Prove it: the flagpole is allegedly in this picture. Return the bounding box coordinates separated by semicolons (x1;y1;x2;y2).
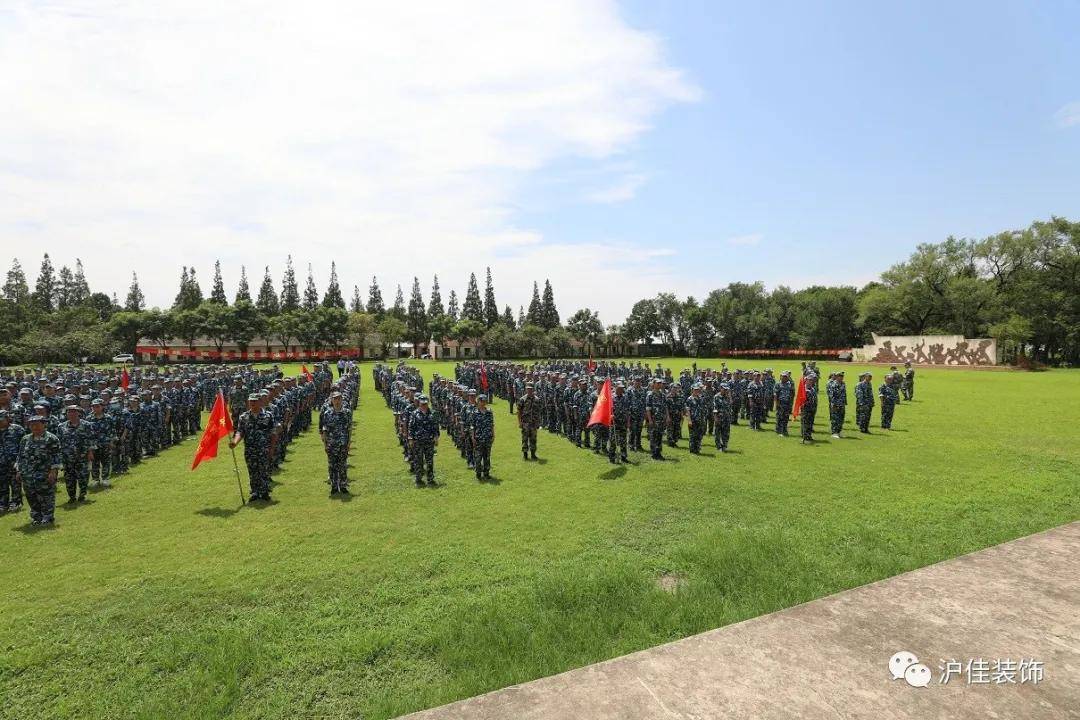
230;445;247;505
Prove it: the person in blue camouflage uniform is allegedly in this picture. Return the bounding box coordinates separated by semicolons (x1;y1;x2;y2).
58;404;96;503
409;394;440;486
730;371;746;425
712;383;733;452
664;385;682;447
901;361;915;401
576;379;593;450
685;383;708;454
122;396;142;466
470;394;495;480
762;369;776;422
561;376;578;446
590;378;609;455
319;391;352;495
645;378;668;460
231;394;274;501
139;390;158;457
854;372;875;433
799;374;818;444
774;370;795;436
826;371;847;438
608;381;631;463
463;389;478;468
16;415;62;525
88;399;115;487
628;377;646;452
746;372;766;430
879;374;899;429
517;383;542;460
0;411;26;511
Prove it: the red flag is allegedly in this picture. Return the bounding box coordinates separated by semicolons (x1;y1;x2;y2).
302;364;313;382
587;377;614;427
587;355;596;373
121;367;130;391
191;391;234;470
792;376;807;419
479;361;489;391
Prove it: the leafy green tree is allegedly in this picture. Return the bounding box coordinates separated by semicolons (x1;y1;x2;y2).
268;312;302;355
142;308;174;352
316;306;349;349
348;311;376;356
567;308;603;355
197;301;233;360
378;316;407;357
229;299;264;354
107;311;146;354
519;323;548;357
171;308;203;350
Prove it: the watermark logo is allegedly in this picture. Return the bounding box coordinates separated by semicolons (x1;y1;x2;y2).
890;651;1044;687
889;651;932;687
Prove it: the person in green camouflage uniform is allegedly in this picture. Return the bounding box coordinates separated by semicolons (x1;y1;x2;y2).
517;383;541;460
58;405;96;503
231;395;274;501
319;391;352;495
88;399;115;488
470;394;495;479
686;384;708;454
854;372;874;433
879;375;899;429
16;415;62;525
712;384;732;452
0;411;26;511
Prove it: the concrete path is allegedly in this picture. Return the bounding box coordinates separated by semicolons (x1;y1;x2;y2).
404;522;1080;720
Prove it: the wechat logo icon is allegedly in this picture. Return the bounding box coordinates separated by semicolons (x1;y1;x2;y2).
889;651;932;688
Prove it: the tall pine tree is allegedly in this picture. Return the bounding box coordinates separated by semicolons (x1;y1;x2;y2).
483;267;499;326
302;265;320;311
406;277;429;350
518;305;526;328
280;255;300;312
187;268;204;306
173;266;190;310
3;259;31;306
209;260;228;304
502;304;516;328
367;276;385;318
71;259;91;305
56;265;74;310
541;279;560;329
447;290;459;321
390;284;406;320
235;266;251;303
526;281;542;326
125;272;145;311
33;253;56;312
256;266;280;315
350;285;364;312
428;274;444;317
462;272;483;322
322;261;345;308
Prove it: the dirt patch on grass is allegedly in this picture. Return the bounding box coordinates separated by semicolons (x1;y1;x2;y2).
656;572;688;593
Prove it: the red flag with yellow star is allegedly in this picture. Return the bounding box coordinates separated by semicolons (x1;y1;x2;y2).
191;390;233;470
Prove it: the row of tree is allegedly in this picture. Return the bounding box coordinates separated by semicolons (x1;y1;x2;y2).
2;217;1077;365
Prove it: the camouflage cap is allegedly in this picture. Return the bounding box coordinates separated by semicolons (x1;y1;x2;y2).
247;393;261;402
477;394;487;402
28;414;46;424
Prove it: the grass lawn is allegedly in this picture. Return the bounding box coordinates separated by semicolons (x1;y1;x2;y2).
1;359;1077;719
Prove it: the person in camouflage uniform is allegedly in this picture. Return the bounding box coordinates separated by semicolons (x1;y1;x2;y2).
16;415;62;525
664;385;682;447
879;374;899;429
88;399;115;487
746;372;766;430
122;396;142;467
827;371;847;438
800;374;818;444
854;372;874;433
608;382;631;463
628;377;646;452
686;383;708;454
762;369;776;423
409;394;440;486
901;361;915;401
319;391;352;495
0;411;26;511
712;383;733;452
58;404;96;503
470;394;495;480
231;395;274;501
517;383;541;461
774;371;795;436
645;378;668;460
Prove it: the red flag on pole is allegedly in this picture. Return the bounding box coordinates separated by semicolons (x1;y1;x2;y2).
191;391;234;470
120;367;130;391
792;376;807;419
479;361;489;391
302;364;313;382
587;354;596;373
587;377;614;427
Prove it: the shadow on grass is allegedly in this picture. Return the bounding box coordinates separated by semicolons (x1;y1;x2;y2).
59;499;94;512
244;498;280;510
12;521;57;534
478;476;502;486
598;465;628;481
535;458;549;465
329;492;355;502
196;506;241;519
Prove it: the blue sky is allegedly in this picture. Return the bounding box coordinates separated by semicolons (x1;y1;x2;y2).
2;1;1078;322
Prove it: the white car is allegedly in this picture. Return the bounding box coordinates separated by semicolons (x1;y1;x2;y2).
112;353;135;364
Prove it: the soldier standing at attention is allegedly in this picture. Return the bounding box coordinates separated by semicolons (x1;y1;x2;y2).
88;399;115;488
800;374;818;444
712;384;733;452
644;378;668;460
685;383;707;454
230;395;274;502
774;371;795;436
901;361;915;401
319;391;351;495
0;411;26;512
826;372;846;438
409;395;439;486
879;375;899;430
746;372;765;430
854;372;874;433
628;377;646;452
16;415;62;525
516;383;541;461
58;404;96;504
608;382;631;464
470;394;495;480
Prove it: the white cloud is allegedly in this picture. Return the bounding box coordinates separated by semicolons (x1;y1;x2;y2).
0;0;698;323
726;233;763;247
1053;101;1080;128
585;173;647;204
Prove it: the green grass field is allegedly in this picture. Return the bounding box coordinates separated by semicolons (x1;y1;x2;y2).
1;359;1077;719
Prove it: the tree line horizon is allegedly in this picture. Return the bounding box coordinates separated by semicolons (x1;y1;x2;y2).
1;216;1077;365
